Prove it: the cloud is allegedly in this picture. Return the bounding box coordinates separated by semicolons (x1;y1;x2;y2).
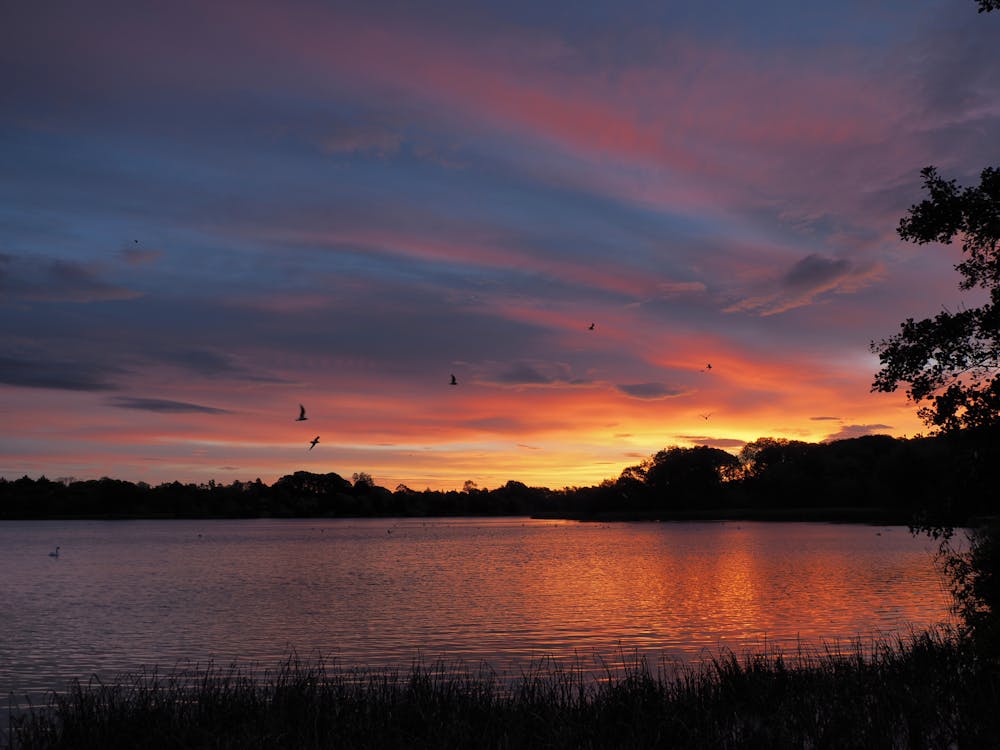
810;416;841;421
782;254;851;288
321;124;404;157
121;247;162;265
459;416;525;433
0;254;141;303
108;397;231;414
911;10;1000;126
823;424;893;441
723;254;885;316
615;382;687;400
155;349;289;383
0;355;119;391
488;361;589;387
657;281;707;296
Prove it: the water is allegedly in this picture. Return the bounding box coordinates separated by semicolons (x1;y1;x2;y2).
1;518;951;704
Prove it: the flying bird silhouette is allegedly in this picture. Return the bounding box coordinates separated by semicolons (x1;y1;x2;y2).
588;323;595;330
700;413;712;420
450;374;458;386
309;436;320;450
296;404;308;421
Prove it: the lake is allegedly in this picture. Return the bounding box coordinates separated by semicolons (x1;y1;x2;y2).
1;517;952;705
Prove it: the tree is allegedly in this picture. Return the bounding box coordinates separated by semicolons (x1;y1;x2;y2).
643;445;740;507
352;471;375;489
275;471;352;497
871;166;1000;432
874;166;1000;647
738;437;815;479
942;524;1000;650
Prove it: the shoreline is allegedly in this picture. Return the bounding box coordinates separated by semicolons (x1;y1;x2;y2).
534;506;918;525
1;507;916;524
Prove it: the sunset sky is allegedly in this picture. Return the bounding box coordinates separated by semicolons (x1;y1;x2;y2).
2;1;998;491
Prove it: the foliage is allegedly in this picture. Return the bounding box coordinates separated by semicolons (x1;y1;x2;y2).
873;166;1000;638
870;2;1000;651
871;166;1000;431
352;471;375;489
738;437;819;483
939;525;1000;653
633;445;740;507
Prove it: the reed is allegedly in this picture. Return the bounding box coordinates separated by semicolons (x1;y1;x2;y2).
7;631;998;749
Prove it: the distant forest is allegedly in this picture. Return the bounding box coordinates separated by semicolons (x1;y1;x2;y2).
2;430;996;525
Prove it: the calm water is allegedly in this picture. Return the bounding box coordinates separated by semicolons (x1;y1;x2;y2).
1;518;952;702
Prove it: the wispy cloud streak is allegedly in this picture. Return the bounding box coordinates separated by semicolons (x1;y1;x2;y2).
0;0;994;488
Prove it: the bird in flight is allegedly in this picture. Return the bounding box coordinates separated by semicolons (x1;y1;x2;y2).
309;436;320;450
700;413;712;420
588;323;595;331
450;374;458;386
701;363;713;372
296;404;308;421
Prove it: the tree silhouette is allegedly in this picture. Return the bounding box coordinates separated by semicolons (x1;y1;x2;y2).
871;166;1000;431
352;471;375;489
643;446;740;508
871;1;1000;647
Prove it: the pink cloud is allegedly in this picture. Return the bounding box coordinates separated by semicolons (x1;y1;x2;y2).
257;225;657;300
216;3;910;195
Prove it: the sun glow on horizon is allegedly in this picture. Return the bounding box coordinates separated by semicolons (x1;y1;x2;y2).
1;0;987;492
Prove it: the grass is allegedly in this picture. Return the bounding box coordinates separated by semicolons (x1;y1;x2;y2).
6;631;998;749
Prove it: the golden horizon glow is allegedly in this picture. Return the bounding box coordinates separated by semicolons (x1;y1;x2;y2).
1;0;983;492
1;373;926;491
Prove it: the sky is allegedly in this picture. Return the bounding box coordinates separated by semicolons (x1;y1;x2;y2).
2;1;998;491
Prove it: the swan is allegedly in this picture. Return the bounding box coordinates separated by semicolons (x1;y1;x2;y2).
48;546;60;557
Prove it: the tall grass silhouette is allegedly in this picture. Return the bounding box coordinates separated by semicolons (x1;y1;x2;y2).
7;631;998;749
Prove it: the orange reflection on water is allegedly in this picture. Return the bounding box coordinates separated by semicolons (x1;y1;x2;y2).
1;517;954;700
522;521;950;659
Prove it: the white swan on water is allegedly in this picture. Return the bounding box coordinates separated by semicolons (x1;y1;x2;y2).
48;546;60;557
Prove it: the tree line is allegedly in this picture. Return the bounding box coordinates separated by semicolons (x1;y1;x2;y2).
2;428;994;524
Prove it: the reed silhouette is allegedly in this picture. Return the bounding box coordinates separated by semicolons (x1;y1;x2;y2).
8;633;995;750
